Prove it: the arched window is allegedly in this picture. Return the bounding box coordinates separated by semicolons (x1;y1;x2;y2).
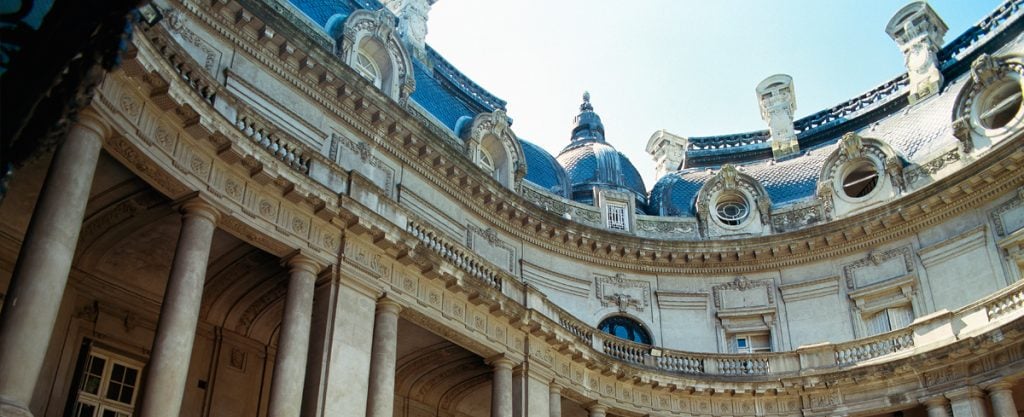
354;50;382;88
598;316;651;345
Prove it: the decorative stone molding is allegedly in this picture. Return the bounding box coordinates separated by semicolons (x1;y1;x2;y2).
466;223;517;273
712;276;774;310
989;180;1024;237
842;246;914;290
335;9;415;103
595;273;651;313
779;275;839;303
655;291;709;311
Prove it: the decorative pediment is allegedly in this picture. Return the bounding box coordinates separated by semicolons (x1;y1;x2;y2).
712;276;775;310
842;246;914;289
595;273;651;313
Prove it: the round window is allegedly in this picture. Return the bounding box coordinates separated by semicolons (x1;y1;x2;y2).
841;161;879;199
977;80;1023;130
715;193;749;226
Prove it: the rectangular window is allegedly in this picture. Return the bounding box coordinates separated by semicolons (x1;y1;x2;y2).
731;333;771;353
866;306;914;336
72;348;142;417
607;203;628;231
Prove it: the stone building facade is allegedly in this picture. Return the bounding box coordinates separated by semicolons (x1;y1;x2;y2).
0;1;1023;417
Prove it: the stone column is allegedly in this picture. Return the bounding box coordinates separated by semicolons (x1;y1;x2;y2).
922;396;950;417
549;384;562;417
588;403;607;417
947;386;989;417
267;254;321;417
490;357;515;417
987;381;1018;417
138;200;220;417
365;298;402;417
0;114;107;417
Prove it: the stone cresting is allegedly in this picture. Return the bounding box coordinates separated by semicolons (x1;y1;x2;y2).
686;0;1023;155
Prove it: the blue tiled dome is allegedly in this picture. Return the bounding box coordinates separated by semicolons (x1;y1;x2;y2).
520;138;571;197
649;169;714;216
555;93;647;210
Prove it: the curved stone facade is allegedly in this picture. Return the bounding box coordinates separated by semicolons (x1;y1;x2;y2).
0;1;1022;417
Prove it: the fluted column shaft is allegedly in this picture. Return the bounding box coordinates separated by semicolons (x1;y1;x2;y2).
138;200;219;417
0;116;106;417
267;255;320;417
549;384;562;417
365;298;402;417
988;382;1018;417
490;358;515;417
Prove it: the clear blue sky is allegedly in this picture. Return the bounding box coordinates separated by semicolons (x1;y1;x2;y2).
425;1;1003;189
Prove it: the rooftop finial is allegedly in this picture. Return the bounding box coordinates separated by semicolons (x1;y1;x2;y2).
580;91;593;112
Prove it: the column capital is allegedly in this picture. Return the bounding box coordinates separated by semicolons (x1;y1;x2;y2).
283;251;323;275
921;395;949;407
376;296;403;315
550;382;563;395
486;355;517;370
175;194;220;224
945;385;986;400
984;380;1016;392
586;403;608;414
74;108;113;140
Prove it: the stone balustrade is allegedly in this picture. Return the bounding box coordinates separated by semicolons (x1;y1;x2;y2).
234;112;311;174
535;279;1024;378
833;328;915;366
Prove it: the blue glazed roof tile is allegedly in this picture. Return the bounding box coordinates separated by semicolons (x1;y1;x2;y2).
649;169;715;216
410;61;477;130
520;138;570;197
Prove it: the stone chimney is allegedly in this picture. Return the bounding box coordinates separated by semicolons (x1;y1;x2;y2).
886;2;948;104
382;0;435;60
646;129;688;179
756;74;799;160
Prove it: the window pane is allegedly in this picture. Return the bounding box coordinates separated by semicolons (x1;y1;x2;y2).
888;306;914;330
74;402;97;417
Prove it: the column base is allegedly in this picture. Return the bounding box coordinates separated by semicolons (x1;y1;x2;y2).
0;401;34;417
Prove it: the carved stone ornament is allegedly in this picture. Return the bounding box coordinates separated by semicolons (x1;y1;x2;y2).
719;164;739;190
885;156;905;192
971;53;1005;88
952;116;974;153
838;132;864;159
595;273;651;313
817;182;834;219
711;276;775;309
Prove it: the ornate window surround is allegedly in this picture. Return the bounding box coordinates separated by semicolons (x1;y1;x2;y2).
818;133;905;219
695;164;772;237
329;9;415;104
461;110;526;191
952;53;1024;153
